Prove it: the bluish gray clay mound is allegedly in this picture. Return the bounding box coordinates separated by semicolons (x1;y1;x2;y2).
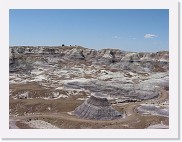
74;95;122;120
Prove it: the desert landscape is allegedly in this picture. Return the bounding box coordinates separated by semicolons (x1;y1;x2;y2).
9;45;169;129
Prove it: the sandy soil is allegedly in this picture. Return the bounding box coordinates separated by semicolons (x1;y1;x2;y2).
24;120;59;129
10;88;168;129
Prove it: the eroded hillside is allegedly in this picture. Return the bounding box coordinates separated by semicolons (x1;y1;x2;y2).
9;46;169;129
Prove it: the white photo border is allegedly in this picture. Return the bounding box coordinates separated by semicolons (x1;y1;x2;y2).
0;0;179;139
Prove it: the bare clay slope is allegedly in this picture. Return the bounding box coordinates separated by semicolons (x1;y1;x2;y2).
9;46;169;129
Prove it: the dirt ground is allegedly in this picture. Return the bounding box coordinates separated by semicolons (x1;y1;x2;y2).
10;88;168;129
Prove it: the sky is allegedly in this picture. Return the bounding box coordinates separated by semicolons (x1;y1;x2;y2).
9;9;169;52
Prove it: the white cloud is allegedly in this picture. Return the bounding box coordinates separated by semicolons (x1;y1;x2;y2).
112;36;121;39
144;34;158;38
128;36;136;40
153;41;161;45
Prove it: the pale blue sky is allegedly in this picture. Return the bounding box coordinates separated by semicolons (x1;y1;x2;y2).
9;9;169;52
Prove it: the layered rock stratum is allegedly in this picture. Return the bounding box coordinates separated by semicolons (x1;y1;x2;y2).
9;46;169;129
74;94;123;120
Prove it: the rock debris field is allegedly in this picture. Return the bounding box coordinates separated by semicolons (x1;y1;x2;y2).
9;46;169;129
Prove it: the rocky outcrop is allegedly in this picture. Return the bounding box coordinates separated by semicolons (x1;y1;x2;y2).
9;45;169;128
67;48;85;60
74;94;123;120
9;46;169;73
9;46;168;61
